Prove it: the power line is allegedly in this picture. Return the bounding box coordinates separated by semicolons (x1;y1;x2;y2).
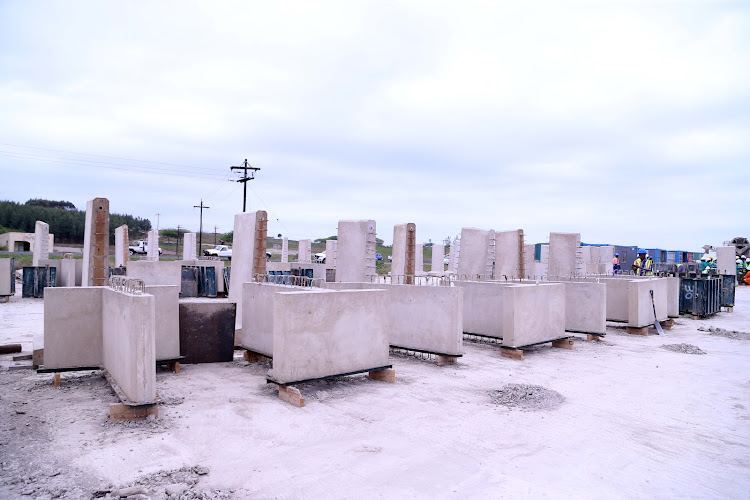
0;141;219;173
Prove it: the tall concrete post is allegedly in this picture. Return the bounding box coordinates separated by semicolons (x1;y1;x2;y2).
182;232;197;261
32;221;50;267
281;237;289;263
431;244;445;274
392;223;416;284
415;243;424;276
298;239;312;264
114;225;129;268
336;219;376;283
147;230;159;261
325;239;337;270
228;210;267;333
82;197;109;286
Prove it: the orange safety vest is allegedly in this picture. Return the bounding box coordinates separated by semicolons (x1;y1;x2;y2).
745;271;750;286
613;257;620;264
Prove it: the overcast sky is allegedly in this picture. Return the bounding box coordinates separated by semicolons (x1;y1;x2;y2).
1;1;748;249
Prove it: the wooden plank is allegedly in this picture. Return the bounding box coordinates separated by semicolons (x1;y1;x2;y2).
0;344;22;354
368;368;396;383
660;319;674;331
436;355;457;366
109;403;158;421
1;296;9;303
53;373;60;387
12;354;32;361
244;351;270;363
168;361;180;374
723;306;734;313
278;386;305;407
501;348;524;361
586;334;602;342
552;339;574;350
626;326;649;336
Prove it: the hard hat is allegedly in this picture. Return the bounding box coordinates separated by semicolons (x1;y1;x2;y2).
637;249;646;254
701;255;709;261
615;253;619;257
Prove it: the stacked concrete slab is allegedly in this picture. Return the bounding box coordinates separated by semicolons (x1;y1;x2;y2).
269;289;390;384
335;220;377;283
32;221;50;267
182;233;197;261
82;197;110;286
115;225;129;268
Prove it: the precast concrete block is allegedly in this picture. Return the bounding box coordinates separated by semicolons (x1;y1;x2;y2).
281;237;289;263
43;287;103;369
501;283;566;347
336;220;377;283
127;260;182;286
391;223;415;279
457;228;491;278
147;230;159;261
494;230;523;279
556;281;606;334
102;288;156;404
666;276;680;318
431;244;445;274
145;285;180;360
0;258;15;296
269;289;390;384
325;239;337;269
456;281;507;338
241;282;322;357
627;278;668;328
298;239;312;264
716;246;736;276
548;232;580;278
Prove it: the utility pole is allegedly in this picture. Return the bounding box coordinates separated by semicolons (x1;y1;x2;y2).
176;225;181;258
230;159;260;212
194;200;209;256
214;225;218;245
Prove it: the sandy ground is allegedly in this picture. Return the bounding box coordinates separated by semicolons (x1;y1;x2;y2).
1;286;749;499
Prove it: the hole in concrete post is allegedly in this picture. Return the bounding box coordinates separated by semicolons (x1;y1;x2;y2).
99;206;103;210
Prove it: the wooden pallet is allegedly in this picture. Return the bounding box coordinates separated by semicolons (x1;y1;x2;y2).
626;326;649;336
500;337;575;361
268;366;395;407
103;370;158;421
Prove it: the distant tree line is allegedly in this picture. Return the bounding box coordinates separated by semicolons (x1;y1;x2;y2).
0;199;152;244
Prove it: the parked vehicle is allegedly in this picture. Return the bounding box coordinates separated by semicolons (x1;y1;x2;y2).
376;253;383;261
203;245;232;259
314;251;326;263
129;240;162;256
444;256;450;265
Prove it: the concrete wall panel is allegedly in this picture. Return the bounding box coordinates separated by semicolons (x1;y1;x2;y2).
43;287;103;370
548;232;579;278
458;228;491;278
228;211;267;330
557;281;606;334
336;220;377;283
145;285;180;360
127;260;182;286
716;246;735;276
102;289;156;404
502;283;566;347
628;278;668;328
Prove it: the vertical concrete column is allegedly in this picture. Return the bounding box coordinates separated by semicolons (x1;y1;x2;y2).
32;221;50;267
182;232;197;261
540;244;550;277
415;243;424;276
61;258;77;287
298;239;312;264
336;219;377;283
114;225;129;268
451;238;461;273
281;237;289;263
431;244;445;274
392;223;416;282
82;198;110;286
523;244;535;279
228;210;267;331
325;239;337;270
147;230;159;261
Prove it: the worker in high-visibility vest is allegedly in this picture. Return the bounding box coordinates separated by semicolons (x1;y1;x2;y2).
613;253;620;274
644;255;654;276
745;269;750;286
700;255;711;274
632;250;647;275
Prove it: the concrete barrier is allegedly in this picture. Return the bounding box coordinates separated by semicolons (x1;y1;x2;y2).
43;287;103;369
456;281;506;338
102;288;156;404
269;289;390;384
501;283;566;347
628;278;668;328
145;285;180;360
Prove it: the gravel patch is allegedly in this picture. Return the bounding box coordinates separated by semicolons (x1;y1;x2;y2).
698;326;750;340
489;384;564;411
660;343;707;355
